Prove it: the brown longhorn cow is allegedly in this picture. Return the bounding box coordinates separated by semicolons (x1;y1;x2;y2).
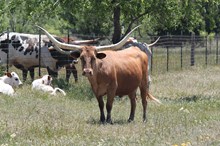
37;25;161;123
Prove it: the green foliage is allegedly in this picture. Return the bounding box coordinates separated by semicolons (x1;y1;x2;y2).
0;0;220;38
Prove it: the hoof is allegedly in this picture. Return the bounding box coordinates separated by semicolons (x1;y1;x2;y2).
106;119;113;124
127;119;134;123
143;119;148;123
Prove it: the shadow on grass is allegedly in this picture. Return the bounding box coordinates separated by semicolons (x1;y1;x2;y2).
160;95;215;103
179;95;201;102
87;117;131;125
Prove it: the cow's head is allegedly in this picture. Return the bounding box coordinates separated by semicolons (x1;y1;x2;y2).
69;46;106;76
41;75;52;85
36;25;140;77
2;72;22;87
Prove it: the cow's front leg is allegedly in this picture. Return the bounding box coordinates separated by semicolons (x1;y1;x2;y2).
106;92;115;124
72;66;78;83
96;96;105;123
47;67;58;78
65;66;71;83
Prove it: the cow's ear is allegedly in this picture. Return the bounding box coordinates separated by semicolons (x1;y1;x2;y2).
70;50;81;58
96;52;106;59
5;72;12;78
48;75;51;81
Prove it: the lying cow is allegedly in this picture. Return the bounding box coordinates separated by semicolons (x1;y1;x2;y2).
0;72;22;96
32;74;66;96
38;25;161;123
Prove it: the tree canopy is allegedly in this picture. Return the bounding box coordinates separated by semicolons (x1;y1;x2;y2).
0;0;219;43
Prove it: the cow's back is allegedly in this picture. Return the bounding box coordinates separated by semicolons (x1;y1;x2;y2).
96;47;148;96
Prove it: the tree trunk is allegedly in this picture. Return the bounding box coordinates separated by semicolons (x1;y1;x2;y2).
112;2;121;44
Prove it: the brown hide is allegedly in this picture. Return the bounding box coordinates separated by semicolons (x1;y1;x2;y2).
86;47;147;97
72;46;149;123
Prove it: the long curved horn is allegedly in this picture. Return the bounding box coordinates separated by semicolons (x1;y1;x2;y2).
96;25;141;51
0;31;7;37
36;25;81;50
147;37;160;47
49;46;71;55
72;38;100;45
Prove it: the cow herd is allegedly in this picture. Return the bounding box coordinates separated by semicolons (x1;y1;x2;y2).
0;26;161;123
0;32;76;82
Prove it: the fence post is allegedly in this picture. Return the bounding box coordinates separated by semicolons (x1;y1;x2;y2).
67;29;70;44
167;46;169;71
151;46;153;74
190;32;195;66
205;36;208;66
180;31;183;69
216;34;219;64
38;29;41;77
6;27;9;72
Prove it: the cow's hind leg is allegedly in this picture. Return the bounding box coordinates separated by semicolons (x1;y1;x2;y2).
140;86;148;122
22;70;28;82
128;91;137;122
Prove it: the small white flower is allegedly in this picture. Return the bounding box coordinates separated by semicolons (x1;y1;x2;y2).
179;107;184;111
183;109;190;113
10;133;16;138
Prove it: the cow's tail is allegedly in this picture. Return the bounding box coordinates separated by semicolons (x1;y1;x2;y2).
52;88;67;96
147;93;162;104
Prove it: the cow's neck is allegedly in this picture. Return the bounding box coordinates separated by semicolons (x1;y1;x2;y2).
87;72;98;95
87;60;102;95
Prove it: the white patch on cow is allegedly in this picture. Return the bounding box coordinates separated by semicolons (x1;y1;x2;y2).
32;75;66;96
0;33;59;71
0;72;22;96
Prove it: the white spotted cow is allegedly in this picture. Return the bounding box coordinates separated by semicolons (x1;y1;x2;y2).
0;32;75;82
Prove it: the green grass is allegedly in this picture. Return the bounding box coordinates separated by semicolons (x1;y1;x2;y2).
0;66;220;146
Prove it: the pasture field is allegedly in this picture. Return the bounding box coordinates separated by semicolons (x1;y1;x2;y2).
0;65;220;146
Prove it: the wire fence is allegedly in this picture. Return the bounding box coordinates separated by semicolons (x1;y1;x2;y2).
0;30;219;81
140;34;219;75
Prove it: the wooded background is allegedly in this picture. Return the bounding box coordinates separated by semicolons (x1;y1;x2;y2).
0;0;220;43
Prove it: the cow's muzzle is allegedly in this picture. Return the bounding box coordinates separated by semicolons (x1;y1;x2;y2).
82;68;93;76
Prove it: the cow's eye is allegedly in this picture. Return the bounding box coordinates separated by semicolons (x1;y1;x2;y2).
91;57;95;63
81;58;85;63
15;78;18;81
